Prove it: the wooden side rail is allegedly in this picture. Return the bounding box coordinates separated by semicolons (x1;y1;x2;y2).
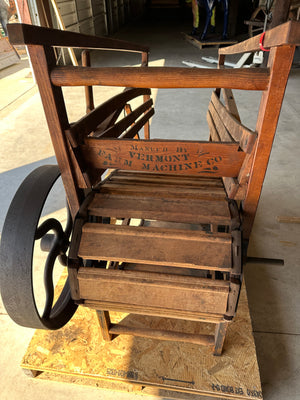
7;23;149;53
109;324;216;346
219;20;300;55
50;66;270;91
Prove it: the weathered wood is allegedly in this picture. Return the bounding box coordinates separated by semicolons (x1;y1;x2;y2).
8;23;149;53
108;171;225;187
213;322;228;356
88;192;231;225
6;20;297;358
208;103;235;143
67;88;151;146
109;324;215;346
78;268;230;290
21;279;263;397
210;91;257;153
81;50;94;114
50;66;270;91
96;310;112;341
222;177;240;200
83;300;225;323
221;88;241;122
78;268;229;315
121;262;216;277
78;224;232;270
219;20;300;55
99;182;227;200
207;110;221;142
100;99;153;139
241;45;296;239
26;45;81;218
118;109;155;140
81;139;245;177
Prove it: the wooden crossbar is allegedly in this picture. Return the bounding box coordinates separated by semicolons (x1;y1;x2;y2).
50;66;270;91
109;325;215;346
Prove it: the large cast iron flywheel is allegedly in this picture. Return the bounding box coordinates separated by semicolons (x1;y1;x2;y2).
0;165;77;329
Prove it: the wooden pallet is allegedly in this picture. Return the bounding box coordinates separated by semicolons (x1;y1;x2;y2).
182;33;237;50
21;273;263;400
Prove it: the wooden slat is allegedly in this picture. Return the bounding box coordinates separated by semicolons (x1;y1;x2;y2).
81;50;94;114
78;223;232;270
99;182;227;200
121;263;214;277
222;177;240;199
108;173;224;188
219;20;300;55
113;170;225;187
210;91;257;153
77;268;229;315
67;88;151;146
88;192;231;224
118;108;154;139
81;139;246;178
78;268;230;289
51;66;270;91
99;99;153;138
221;88;240;122
7;23;149;53
83;300;225;323
109;324;215;346
207;111;221;142
208;103;234;143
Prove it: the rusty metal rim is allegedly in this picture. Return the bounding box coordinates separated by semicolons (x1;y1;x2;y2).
0;165;77;330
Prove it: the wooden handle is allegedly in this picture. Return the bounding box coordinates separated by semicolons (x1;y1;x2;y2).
219;20;300;55
51;66;270;91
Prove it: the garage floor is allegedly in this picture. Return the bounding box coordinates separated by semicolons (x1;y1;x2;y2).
0;15;300;400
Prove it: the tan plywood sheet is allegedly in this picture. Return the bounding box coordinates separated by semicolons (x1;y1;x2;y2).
21;275;262;399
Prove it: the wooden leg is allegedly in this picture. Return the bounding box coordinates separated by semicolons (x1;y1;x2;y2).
96;310;113;341
213;321;228;356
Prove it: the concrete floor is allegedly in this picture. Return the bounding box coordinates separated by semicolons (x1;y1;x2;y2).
0;14;300;400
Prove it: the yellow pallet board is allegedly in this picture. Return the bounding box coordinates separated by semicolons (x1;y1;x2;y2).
21;277;262;400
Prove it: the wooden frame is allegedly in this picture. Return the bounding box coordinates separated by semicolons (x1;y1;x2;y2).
7;21;300;356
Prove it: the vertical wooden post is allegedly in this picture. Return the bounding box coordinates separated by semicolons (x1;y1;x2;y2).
241;44;295;239
96;310;113;341
82;50;95;114
142;51;151;140
213;321;228;356
26;44;82;218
